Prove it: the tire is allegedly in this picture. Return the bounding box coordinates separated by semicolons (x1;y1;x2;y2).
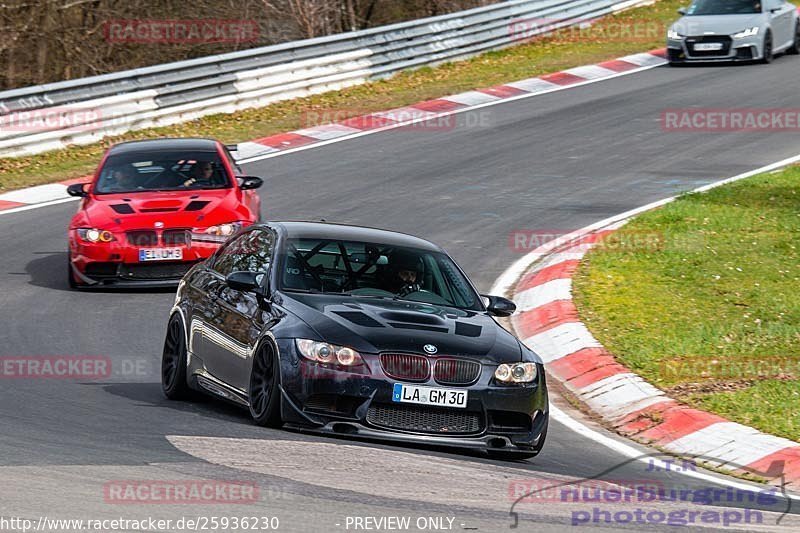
788;23;800;55
761;31;774;63
248;343;282;427
162;314;193;400
67;252;78;289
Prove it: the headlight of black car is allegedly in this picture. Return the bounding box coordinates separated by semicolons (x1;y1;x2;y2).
494;362;538;384
296;339;365;367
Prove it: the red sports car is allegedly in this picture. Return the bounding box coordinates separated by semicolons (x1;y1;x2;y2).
66;138;264;288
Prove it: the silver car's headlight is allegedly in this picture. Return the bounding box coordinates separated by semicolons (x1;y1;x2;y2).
494;362;538;383
733;27;759;39
667;29;684;40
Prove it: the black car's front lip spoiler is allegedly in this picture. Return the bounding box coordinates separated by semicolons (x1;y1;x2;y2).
285;420;544;453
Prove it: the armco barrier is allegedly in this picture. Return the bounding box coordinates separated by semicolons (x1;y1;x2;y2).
0;0;651;157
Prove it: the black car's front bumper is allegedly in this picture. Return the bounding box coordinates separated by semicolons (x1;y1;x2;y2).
276;339;549;454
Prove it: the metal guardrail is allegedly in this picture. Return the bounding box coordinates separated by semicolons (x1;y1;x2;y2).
0;0;649;157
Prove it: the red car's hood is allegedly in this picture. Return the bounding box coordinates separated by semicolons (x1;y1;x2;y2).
72;189;250;231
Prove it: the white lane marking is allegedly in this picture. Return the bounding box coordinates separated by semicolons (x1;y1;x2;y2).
505;77;561;93
0;196;79;214
441;90;500;106
0;183;68;204
663;422;799;469
0;54;666;216
233;57;666;165
235;141;279;159
522;322;601;363
514;278;572;312
371;106;440;122
579;372;666;419
619;52;667;66
546;404;800;501
563;65;618;80
491;152;800;492
294;123;363;140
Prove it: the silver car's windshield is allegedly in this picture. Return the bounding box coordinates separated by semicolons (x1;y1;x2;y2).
686;0;762;15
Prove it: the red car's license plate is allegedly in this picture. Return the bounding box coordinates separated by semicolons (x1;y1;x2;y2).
139;248;183;262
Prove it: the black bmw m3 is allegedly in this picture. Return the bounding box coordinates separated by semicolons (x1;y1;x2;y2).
162;222;548;458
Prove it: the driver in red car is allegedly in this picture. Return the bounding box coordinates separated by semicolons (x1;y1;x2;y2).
183;161;215;187
108;165;139;192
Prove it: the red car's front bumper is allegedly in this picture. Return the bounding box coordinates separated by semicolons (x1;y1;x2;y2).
68;230;224;287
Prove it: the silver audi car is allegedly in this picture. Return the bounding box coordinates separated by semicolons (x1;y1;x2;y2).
667;0;799;64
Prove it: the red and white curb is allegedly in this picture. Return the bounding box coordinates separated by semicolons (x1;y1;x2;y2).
508;194;800;488
0;48;667;216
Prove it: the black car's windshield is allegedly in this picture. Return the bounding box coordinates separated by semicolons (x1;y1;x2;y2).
686;0;762;15
94;150;230;194
281;238;483;311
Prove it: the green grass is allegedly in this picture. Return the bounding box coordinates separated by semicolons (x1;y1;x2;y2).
573;167;800;441
0;0;683;192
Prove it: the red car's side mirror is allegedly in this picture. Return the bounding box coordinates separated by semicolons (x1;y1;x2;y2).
66;183;90;197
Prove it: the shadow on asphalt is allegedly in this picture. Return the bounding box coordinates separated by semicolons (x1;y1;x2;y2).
24;251;176;294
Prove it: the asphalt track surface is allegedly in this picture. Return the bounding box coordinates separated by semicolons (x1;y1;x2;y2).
2;57;800;532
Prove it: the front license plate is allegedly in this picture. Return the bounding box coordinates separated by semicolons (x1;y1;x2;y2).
694;42;723;51
139;248;183;262
392;383;468;409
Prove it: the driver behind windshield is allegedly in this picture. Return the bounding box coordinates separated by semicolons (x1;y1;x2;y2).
384;250;423;296
182;161;215;187
106;165;139;192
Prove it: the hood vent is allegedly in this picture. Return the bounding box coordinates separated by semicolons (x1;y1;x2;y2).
110;203;135;214
389;322;448;333
333;311;382;328
185;200;210;211
380;311;443;325
455;322;482;337
140;207;179;213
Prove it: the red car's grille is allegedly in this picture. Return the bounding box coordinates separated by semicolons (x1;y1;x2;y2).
162;229;191;246
380;354;430;382
433;358;481;386
126;231;159;246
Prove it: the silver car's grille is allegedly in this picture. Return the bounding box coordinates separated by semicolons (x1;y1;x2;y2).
686;36;732;57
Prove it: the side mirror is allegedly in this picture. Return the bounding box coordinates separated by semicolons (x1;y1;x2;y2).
226;271;267;294
238;176;264;190
226;144;239;153
67;183;89;198
677;7;686;15
483;295;516;317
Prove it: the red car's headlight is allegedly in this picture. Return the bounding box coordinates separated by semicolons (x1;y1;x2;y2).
76;228;115;243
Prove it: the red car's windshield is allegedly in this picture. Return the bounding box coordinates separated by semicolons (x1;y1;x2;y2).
94;150;231;194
